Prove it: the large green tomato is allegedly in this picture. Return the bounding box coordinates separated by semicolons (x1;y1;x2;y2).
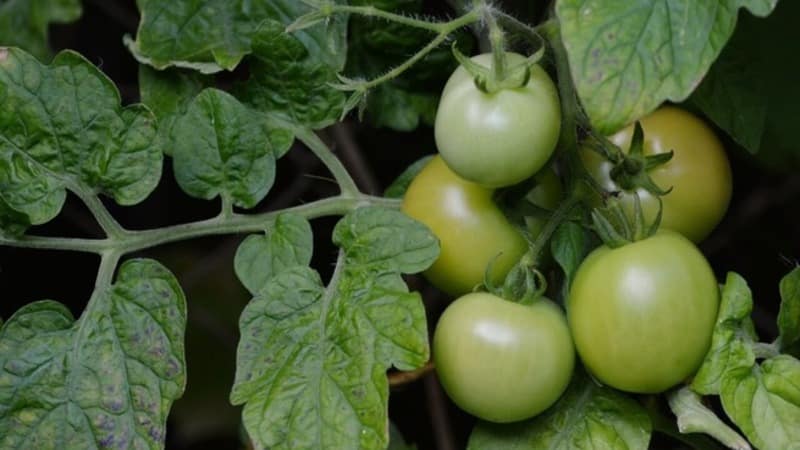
581;106;732;242
435;52;561;188
568;231;719;393
433;292;574;423
401;156;528;297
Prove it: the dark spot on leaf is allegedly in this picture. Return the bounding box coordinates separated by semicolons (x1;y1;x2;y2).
351;388;365;400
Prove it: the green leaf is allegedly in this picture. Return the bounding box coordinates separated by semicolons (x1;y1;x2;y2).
779;266;800;351
0;48;161;235
556;0;779;134
138;65;213;156
0;259;187;449
231;207;438;450
0;0;82;60
721;356;800;450
235;214;314;295
692;272;758;395
688;27;767;154
237;20;346;129
345;0;471;131
551;221;588;292
129;0;347;72
468;370;651;450
384;155;433;199
171;88;290;209
364;84;439;132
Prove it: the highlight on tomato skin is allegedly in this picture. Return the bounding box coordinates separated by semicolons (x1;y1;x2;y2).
401;155;529;297
433;292;575;423
581;106;733;243
434;52;562;189
567;231;720;394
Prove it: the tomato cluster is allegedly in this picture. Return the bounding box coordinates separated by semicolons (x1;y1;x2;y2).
402;52;730;424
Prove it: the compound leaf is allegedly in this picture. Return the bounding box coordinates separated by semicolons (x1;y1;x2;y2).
231;207;438;450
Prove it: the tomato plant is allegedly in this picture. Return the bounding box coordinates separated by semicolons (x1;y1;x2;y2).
568;231;719;393
581;106;733;242
433;292;574;423
1;1;798;450
401;155;528;296
434;52;561;188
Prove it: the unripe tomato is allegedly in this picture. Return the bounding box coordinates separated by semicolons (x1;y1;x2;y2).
435;52;561;188
568;231;719;393
434;292;574;422
401;156;527;296
581;106;733;242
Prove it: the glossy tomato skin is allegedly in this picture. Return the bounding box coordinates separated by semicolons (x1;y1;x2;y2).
401;156;528;297
435;52;561;188
434;292;574;423
568;231;719;393
581;106;732;242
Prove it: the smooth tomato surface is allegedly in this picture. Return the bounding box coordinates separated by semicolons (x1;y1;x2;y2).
435;52;561;188
568;231;719;393
581;106;732;242
401;156;527;296
433;292;574;423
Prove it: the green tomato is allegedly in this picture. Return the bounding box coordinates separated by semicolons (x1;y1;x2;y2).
581;106;732;242
434;292;575;423
435;52;561;188
568;231;719;393
401;156;528;297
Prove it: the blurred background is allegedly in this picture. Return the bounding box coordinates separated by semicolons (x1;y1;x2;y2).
1;1;798;449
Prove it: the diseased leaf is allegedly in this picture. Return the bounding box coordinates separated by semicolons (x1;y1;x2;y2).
231;207;438;450
384;155;433;199
0;259;187;449
692;272;758;395
721;356;800;450
235;214;314;295
556;0;779;133
129;0;347;72
171;88;291;209
138;65;212;156
468;370;651;450
236;20;345;129
0;0;82;60
0;47;161;235
779;266;800;350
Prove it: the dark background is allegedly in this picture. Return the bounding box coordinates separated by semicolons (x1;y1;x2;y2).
1;1;798;449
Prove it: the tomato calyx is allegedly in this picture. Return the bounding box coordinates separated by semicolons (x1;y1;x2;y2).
591;194;663;248
450;43;543;94
484;258;548;305
594;122;675;197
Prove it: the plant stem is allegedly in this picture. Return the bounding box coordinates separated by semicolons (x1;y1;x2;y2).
525;195;579;266
338;7;482;92
73;187;127;238
389;360;435;387
483;6;508;83
297;129;360;197
317;5;449;33
0;195;400;254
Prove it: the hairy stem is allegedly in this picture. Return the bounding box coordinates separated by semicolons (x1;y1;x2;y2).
73;187;127;239
315;5;449;33
0;195;400;254
297;129;361;197
525;196;580;266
